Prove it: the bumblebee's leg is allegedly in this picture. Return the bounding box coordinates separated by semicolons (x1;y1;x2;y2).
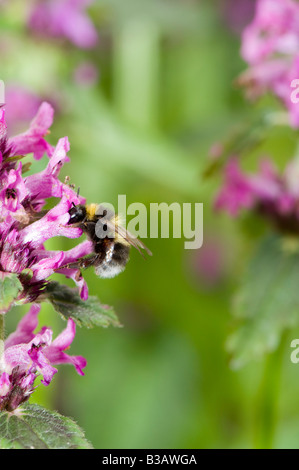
80;254;100;269
57;254;100;271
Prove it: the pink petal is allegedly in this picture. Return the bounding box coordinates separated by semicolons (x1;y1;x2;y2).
5;304;41;349
9;102;54;159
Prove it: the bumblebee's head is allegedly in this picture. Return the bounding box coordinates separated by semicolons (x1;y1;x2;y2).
67;203;86;225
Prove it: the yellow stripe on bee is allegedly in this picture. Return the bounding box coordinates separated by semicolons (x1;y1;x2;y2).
112;214;130;245
112;214;121;226
86;203;98;220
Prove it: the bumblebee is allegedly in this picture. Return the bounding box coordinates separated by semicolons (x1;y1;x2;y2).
66;203;152;278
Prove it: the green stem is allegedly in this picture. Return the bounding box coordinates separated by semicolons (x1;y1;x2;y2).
114;19;160;133
254;333;287;449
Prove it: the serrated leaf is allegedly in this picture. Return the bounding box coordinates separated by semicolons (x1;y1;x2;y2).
0;403;93;449
227;235;299;369
0;273;22;314
45;281;121;328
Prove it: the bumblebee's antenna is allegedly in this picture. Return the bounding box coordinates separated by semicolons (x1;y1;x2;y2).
77;187;80;198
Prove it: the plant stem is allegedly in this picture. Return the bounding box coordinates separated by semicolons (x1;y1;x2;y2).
254;333;287;449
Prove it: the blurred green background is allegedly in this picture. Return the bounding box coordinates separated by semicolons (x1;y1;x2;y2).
2;0;299;449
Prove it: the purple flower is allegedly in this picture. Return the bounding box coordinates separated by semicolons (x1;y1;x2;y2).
215;159;256;216
0;162;27;212
215;157;299;234
0;229;36;274
8;102;54;160
55;240;93;300
241;0;299;64
239;0;299;127
0;102;93;304
0;109;7;140
0;304;86;412
28;0;98;49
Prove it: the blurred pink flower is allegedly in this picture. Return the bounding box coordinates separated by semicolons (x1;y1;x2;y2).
216;157;299;234
215;159;257;216
239;0;299;127
28;0;98;49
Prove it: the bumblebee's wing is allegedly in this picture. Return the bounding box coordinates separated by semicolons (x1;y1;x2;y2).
106;219;152;257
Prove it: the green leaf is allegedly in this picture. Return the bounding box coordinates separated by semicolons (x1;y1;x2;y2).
0;403;93;449
0;273;22;314
227;235;299;369
44;281;121;328
203;111;288;179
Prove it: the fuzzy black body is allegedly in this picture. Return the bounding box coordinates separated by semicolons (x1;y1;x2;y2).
67;204;130;278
